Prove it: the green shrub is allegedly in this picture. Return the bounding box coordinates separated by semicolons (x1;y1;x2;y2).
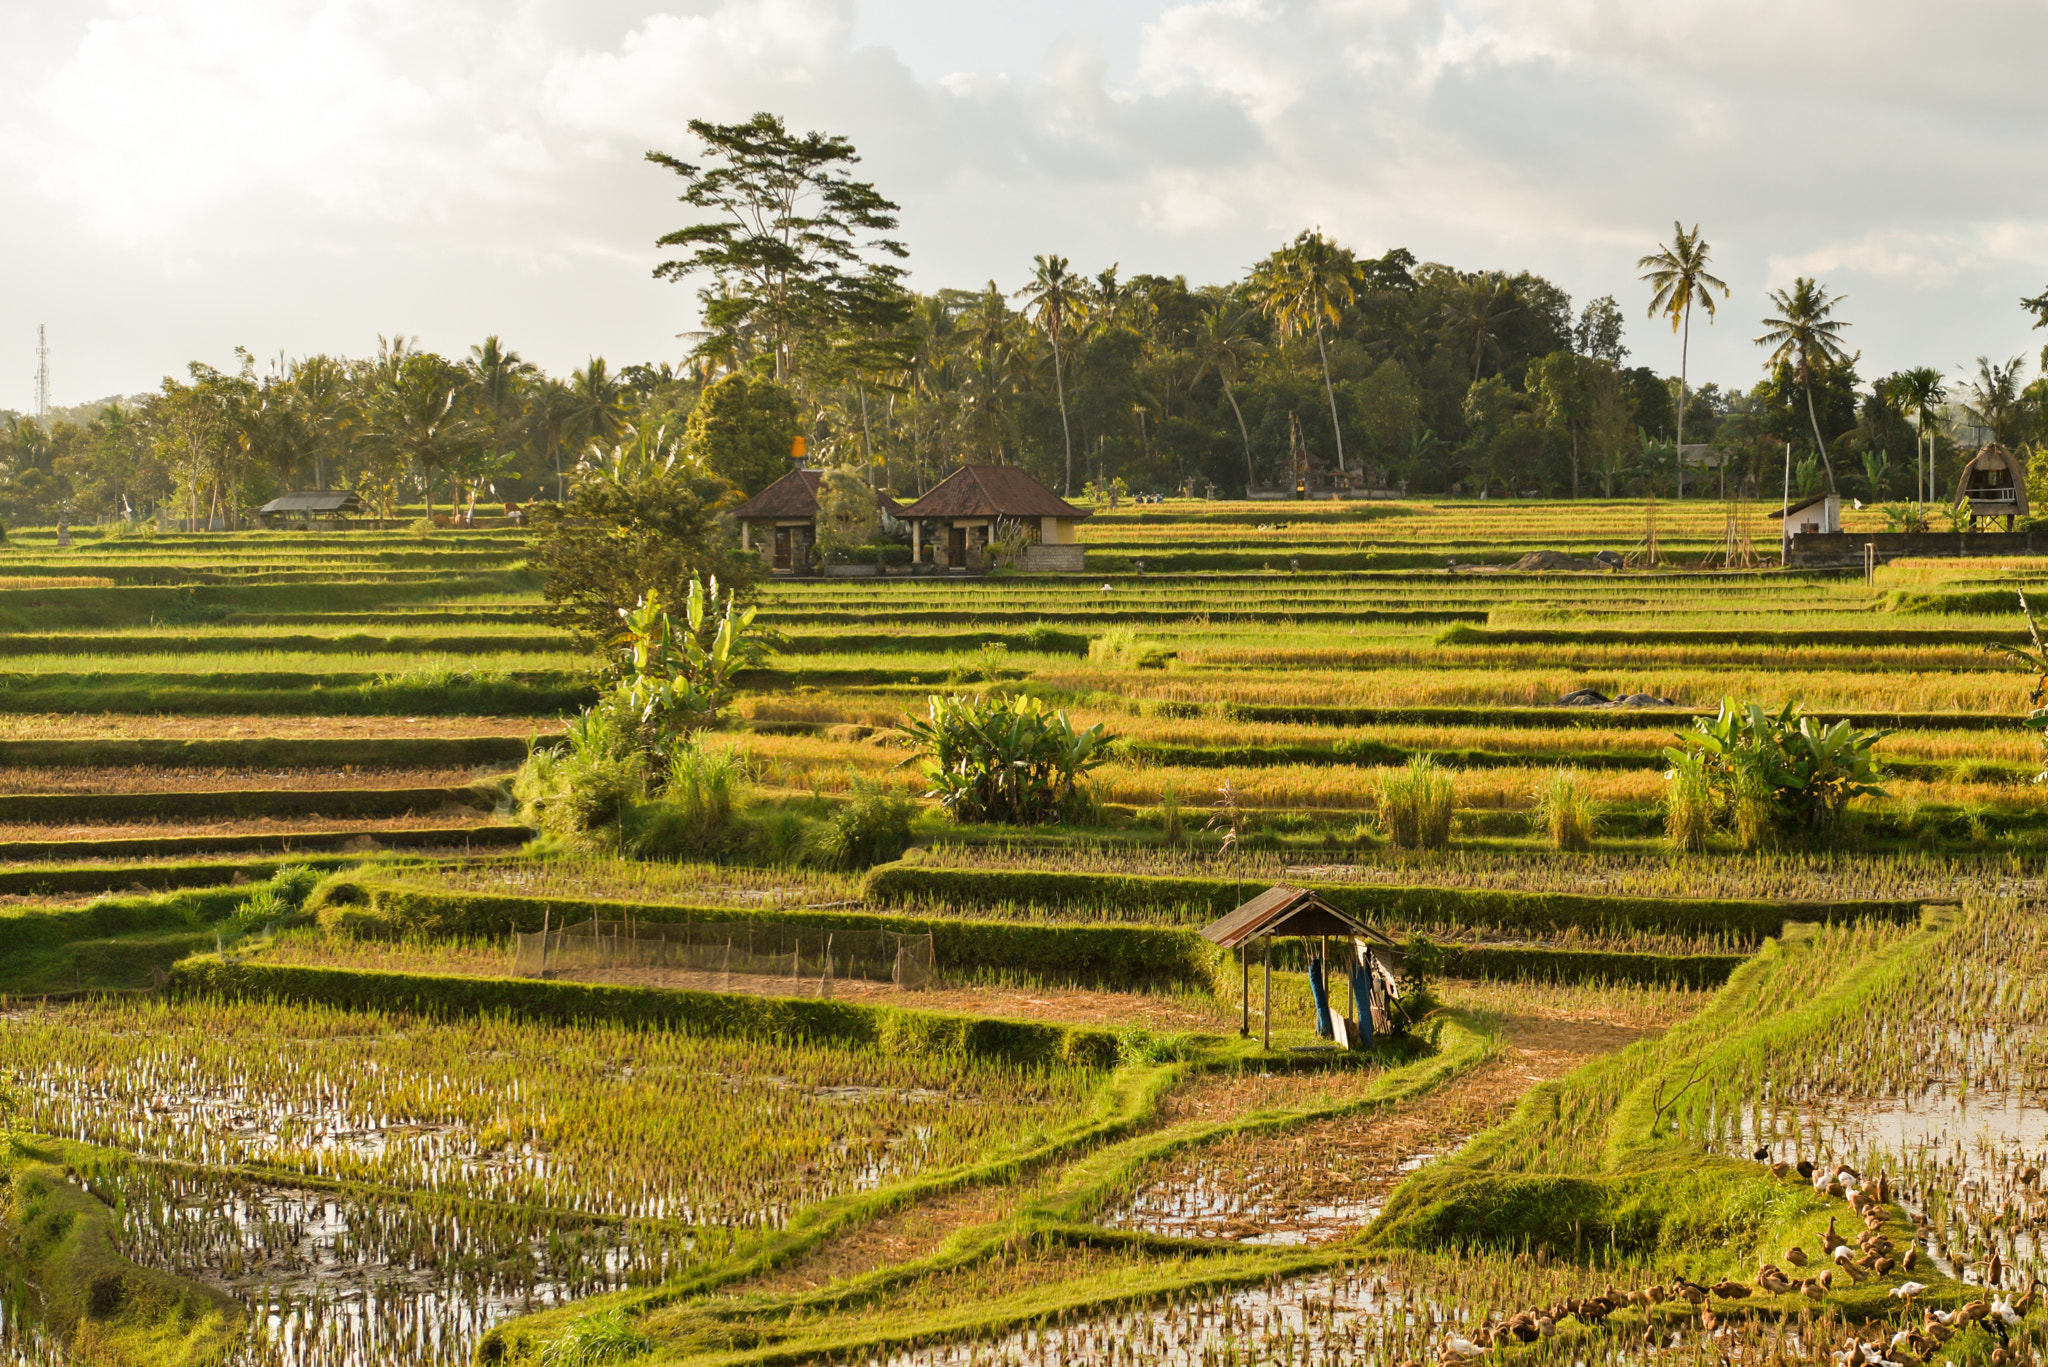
745;806;813;866
1664;698;1889;848
514;708;645;837
900;692;1111;825
1376;756;1455;850
1532;766;1600;852
813;781;915;869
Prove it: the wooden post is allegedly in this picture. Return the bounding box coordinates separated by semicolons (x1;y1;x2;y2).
1262;937;1271;1052
1240;945;1249;1037
911;520;921;565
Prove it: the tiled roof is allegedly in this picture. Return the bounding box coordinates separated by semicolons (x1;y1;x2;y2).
899;464;1091;521
731;469;822;520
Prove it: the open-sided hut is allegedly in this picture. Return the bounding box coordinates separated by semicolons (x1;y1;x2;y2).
730;470;905;573
1954;443;2029;529
256;490;362;528
1200;885;1402;1051
896;464;1090;571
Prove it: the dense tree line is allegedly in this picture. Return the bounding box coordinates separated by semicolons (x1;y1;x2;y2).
10;113;2048;529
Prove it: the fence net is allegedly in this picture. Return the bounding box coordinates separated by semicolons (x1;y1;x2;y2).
510;918;935;995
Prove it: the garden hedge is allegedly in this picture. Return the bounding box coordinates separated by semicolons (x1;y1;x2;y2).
168;958;1122;1069
1435;943;1744;988
0;855;357;898
859;864;1925;938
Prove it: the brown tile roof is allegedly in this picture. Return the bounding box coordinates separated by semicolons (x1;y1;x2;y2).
733;470;907;521
899;464;1091;521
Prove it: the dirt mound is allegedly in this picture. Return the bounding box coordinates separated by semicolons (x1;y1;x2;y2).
1511;549;1603;571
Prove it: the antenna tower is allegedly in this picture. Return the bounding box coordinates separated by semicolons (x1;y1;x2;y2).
33;325;50;419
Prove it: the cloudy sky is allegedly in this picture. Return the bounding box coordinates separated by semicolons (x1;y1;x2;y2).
5;0;2047;412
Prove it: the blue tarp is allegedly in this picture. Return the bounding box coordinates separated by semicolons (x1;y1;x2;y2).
1351;968;1375;1046
1309;957;1332;1038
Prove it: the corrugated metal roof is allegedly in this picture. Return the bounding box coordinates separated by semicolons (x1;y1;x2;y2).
899;464;1091;521
259;491;362;514
1199;885;1396;949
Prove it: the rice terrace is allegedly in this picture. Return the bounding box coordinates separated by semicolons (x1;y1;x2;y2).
12;49;2048;1367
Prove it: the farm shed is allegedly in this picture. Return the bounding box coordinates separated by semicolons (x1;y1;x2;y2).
1954;443;2029;528
1769;491;1841;538
897;464;1091;572
1201;885;1403;1051
256;490;362;528
730;469;906;574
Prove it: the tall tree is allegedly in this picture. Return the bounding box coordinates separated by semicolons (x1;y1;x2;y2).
1884;366;1947;501
360;352;471;522
1965;355;2028;446
566;358;628;453
1444;272;1519;383
648;113;906;385
1189;301;1263;492
1015;254;1088;495
1755;277;1851;494
1253;229;1360;475
1637;223;1728;497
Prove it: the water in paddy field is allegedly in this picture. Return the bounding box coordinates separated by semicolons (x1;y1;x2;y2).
73;1164;695;1367
0;1289;70;1367
1101;1145;1450;1245
1725;1083;2048;1286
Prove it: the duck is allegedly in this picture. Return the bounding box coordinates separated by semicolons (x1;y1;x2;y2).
1902;1245;1920;1271
1786;1245;1810;1267
1890;1282;1928;1303
1770;1160;1795;1180
1797;1158;1817;1182
2021;1165;2041;1189
1872;1256;1896;1275
1963;1300;1991;1322
1922;1314;1955;1344
1713;1279;1752;1299
1800;1278;1829;1301
1440;1332;1488;1360
1991;1296;2020;1327
1671;1278;1708;1305
1988;1251;2004;1287
2012;1276;2043;1314
1834;1249;1871;1283
1504;1314;1540;1344
1823;1217;1845;1251
1758;1265;1796;1294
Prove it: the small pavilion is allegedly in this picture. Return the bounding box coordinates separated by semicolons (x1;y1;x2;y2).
897;464;1090;571
730;470;905;573
256;490;362;528
1200;885;1403;1051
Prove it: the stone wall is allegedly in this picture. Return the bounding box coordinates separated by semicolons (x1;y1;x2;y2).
1786;531;2048;566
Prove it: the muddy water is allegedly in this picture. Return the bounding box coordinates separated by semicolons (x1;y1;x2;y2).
1729;1084;2048;1285
86;1165;696;1367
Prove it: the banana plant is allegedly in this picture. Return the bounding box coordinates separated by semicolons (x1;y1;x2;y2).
897;692;1111;825
605;576;763;755
1665;695;1889;839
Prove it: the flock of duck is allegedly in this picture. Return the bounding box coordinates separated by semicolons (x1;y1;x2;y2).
1429;1158;2044;1367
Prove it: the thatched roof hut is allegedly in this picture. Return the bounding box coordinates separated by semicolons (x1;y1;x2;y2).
1954;443;2029;521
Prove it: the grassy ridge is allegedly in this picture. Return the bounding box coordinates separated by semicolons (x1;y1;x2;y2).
0;784;501;822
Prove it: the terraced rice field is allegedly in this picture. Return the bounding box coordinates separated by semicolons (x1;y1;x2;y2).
6;506;2048;1366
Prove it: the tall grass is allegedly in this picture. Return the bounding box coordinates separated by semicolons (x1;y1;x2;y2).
1375;756;1455;850
1530;766;1601;851
1662;753;1712;853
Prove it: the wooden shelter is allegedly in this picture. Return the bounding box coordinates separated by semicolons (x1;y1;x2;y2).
1200;885;1402;1051
896;464;1090;571
1769;491;1841;537
256;490;362;528
730;470;905;573
1954;443;2029;528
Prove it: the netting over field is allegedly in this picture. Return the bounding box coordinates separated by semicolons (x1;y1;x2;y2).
511;918;935;993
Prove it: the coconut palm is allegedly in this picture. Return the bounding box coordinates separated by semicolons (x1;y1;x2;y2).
1253;229;1361;475
1638;223;1729;493
1444;272;1519;384
1755;277;1852;494
1190;301;1264;491
1015;254;1088;495
565;357;628;452
1884;366;1947;500
1966;355;2028;447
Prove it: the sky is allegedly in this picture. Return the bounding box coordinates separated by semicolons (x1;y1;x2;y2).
6;0;2048;412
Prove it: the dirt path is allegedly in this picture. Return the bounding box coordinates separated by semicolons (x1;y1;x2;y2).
728;1011;1661;1297
1100;1013;1650;1246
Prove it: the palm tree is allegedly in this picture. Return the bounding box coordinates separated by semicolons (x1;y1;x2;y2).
1755;277;1852;494
1884;366;1947;501
1966;355;2027;447
360;352;472;522
1015;255;1088;495
465;336;536;506
1638;223;1729;496
1444;272;1519;384
1190;301;1263;491
566;357;627;452
1253;229;1360;475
